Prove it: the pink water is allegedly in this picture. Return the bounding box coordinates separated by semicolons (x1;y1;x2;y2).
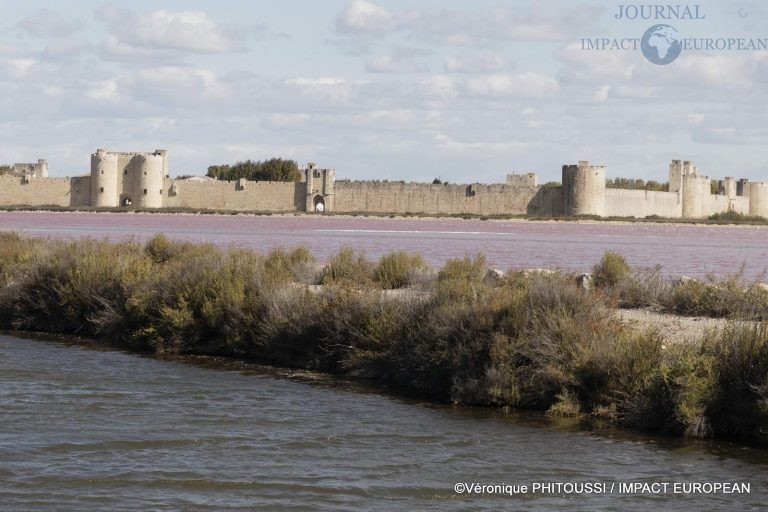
1;211;766;278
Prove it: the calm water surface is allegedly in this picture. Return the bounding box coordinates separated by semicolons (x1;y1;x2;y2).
1;211;767;278
1;334;767;511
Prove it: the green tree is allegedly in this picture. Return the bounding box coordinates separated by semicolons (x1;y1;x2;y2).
206;165;231;180
606;178;668;192
206;158;301;182
0;165;12;176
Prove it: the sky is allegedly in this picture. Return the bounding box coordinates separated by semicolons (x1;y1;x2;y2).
1;0;767;183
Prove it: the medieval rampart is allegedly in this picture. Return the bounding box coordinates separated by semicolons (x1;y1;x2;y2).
0;175;90;207
163;179;304;211
0;150;765;221
332;181;561;216
604;189;681;218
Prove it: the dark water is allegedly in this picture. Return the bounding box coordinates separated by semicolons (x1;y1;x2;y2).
1;334;767;511
1;211;767;278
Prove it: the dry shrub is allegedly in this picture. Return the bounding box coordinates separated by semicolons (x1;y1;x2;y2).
0;232;41;288
667;271;768;320
615;265;672;309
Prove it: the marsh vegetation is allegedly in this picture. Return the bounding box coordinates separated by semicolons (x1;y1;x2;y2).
1;233;767;440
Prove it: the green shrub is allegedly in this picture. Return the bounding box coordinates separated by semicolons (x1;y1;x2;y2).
708;211;767;224
374;251;428;289
126;245;262;354
667;273;768;320
0;239;149;336
547;389;582;417
0;232;41;288
593;251;631;289
263;246;316;284
320;248;374;287
144;234;194;263
702;323;768;440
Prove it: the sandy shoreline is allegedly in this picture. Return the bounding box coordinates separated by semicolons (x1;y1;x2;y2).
615;308;737;344
1;208;765;229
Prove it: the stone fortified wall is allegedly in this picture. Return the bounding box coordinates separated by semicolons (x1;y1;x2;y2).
0;175;89;207
333;180;561;216
604;189;681;218
1;150;766;220
163;179;304;211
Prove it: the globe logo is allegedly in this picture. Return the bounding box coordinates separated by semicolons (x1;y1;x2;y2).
641;24;682;65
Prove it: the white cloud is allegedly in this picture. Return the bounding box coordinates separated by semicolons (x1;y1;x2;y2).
97;7;240;60
1;58;37;79
17;9;81;38
262;113;312;128
417;75;458;100
336;0;393;34
432;132;532;154
133;67;223;92
465;73;559;98
287;77;347;87
87;80;119;101
1;1;766;184
366;55;428;73
335;1;602;43
284;77;367;103
633;54;751;88
99;35;176;61
41;38;89;60
444;53;515;73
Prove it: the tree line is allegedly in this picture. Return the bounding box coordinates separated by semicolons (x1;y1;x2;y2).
206;158;301;182
606;178;668;191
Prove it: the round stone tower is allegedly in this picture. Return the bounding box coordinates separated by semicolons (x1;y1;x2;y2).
91;149;119;207
135;153;165;208
749;182;768;219
562;161;606;217
681;174;707;219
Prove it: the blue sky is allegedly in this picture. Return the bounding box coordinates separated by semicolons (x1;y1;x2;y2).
1;0;767;183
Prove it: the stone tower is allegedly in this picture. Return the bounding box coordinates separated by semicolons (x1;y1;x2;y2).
669;160;712;219
750;182;768;218
91;149;119;207
304;162;335;212
90;149;168;208
562;161;606;216
680;172;709;218
135;152;166;208
668;160;697;193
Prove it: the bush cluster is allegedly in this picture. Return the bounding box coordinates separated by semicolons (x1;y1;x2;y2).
592;252;768;321
2;234;768;440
